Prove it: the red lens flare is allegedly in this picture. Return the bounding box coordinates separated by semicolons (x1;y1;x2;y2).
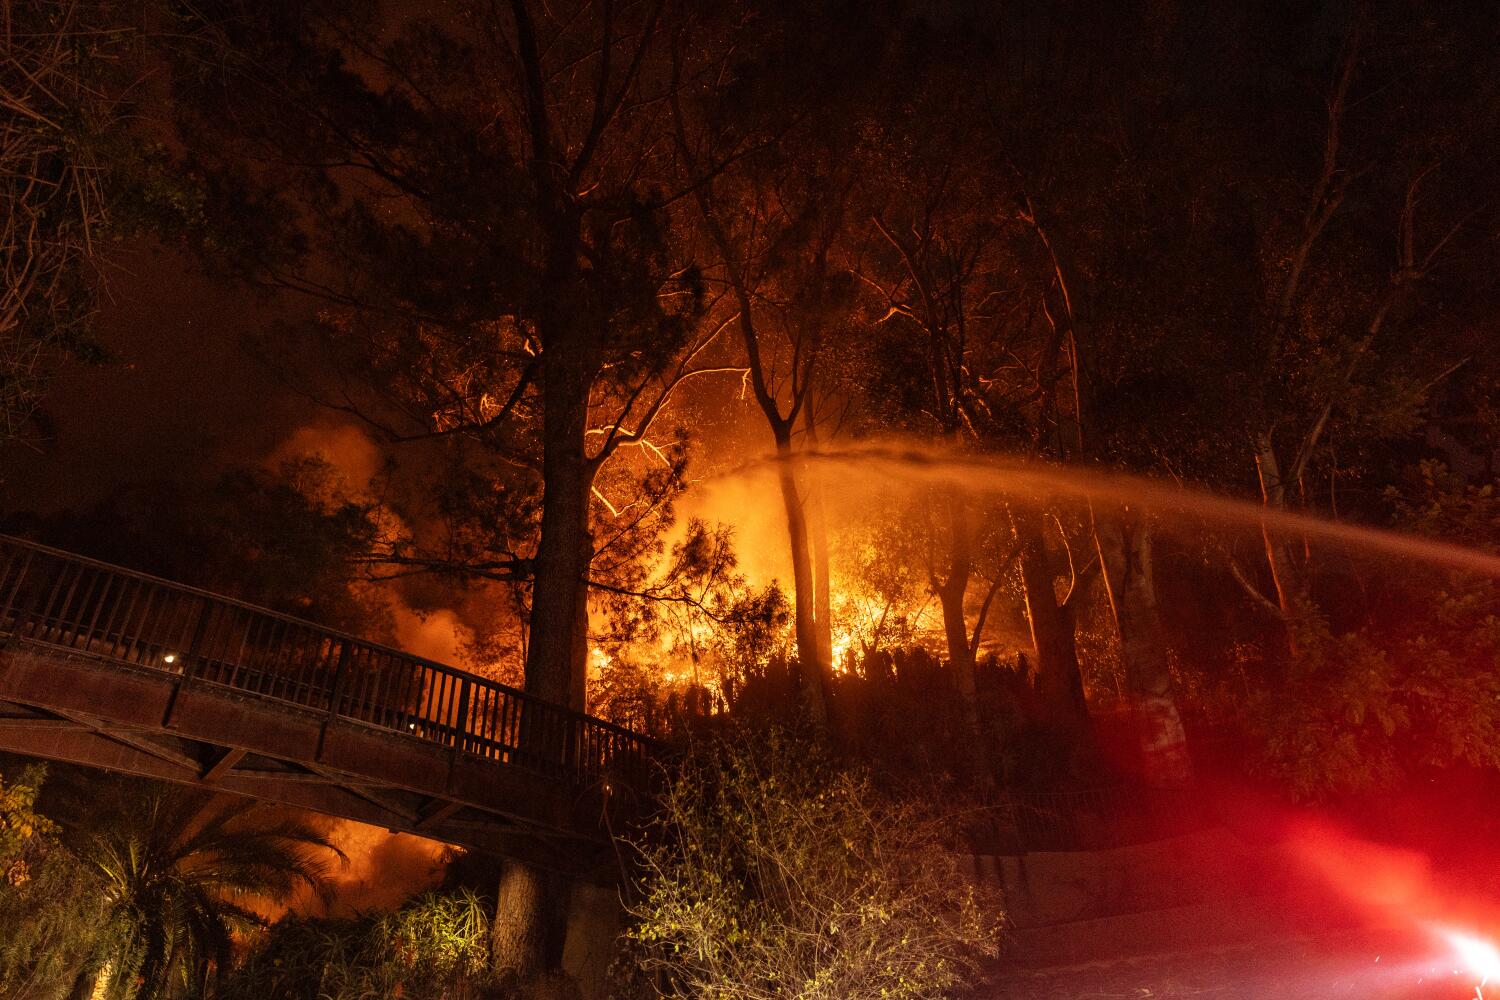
1284;818;1500;993
1434;926;1500;984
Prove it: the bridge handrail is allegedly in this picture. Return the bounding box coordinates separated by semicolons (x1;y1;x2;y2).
0;533;655;784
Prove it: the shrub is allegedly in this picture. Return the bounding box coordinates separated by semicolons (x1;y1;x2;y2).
0;766;107;1000
624;727;1002;1000
215;889;497;1000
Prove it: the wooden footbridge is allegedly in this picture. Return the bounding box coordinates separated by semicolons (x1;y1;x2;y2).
0;535;655;875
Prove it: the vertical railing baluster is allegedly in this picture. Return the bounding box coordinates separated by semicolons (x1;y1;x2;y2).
499;690;511;759
225;609;252;689
179;595;214;680
498;691;514;762
397;656;413;731
315;636;332;707
345;645;367;723
43;561;80;642
269;619;290;696
296;628;318;706
414;666;428;735
225;612;249;689
127;583;158;664
403;661;421;733
72;568;110;650
411;662;426;733
380;652;396;728
297;635;324;708
107;577;141;658
372;650;393;727
439;671;453;739
207;603;235;684
393;659;410;733
18;553;51;641
480;687;496;757
324;638;350;722
454;677;471;753
0;546;35;634
247;616;271;695
281;626;300;702
352;647;372;725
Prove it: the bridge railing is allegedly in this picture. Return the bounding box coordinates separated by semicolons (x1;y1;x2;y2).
0;535;653;788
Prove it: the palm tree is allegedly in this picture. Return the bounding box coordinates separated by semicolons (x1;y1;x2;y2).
56;782;344;1000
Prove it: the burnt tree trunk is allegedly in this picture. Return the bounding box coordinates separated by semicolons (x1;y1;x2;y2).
804;406;835;672
1014;510;1089;732
1254;432;1312;652
775;433;829;724
1094;509;1192;788
807;463;835;673
935;495;991;788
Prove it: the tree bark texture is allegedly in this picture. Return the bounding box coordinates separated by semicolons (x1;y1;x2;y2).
1094;510;1193;788
526;350;596;711
1254;432;1312;651
934;495;992;787
775;435;829;724
1014;509;1089;731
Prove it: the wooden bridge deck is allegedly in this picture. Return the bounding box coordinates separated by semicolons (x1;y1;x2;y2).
0;535;654;876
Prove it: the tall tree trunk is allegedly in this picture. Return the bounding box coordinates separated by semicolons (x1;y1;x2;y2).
1254;432;1311;652
509;349;593;984
1094;509;1192;788
526;349;595;710
1014;509;1089;731
803;410;835;672
775;433;829;724
810;490;834;668
492;860;554;978
935;495;991;787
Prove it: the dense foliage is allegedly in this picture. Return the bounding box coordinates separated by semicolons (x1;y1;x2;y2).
1;777;344;1000
625;728;1001;1000
0;766;104;1000
215;891;497;1000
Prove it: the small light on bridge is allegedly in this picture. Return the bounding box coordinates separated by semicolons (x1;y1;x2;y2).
163;653;177;664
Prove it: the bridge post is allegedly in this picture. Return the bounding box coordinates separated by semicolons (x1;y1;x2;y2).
444;676;473;795
316;640;353;762
182;598;214;673
455;678;472;754
164;597;214;729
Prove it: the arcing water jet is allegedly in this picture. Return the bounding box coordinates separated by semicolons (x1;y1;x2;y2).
732;442;1500;579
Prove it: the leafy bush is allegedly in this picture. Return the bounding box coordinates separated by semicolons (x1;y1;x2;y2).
1244;464;1500;797
0;765;107;1000
624;728;1001;1000
215;890;497;1000
0;764;53;872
